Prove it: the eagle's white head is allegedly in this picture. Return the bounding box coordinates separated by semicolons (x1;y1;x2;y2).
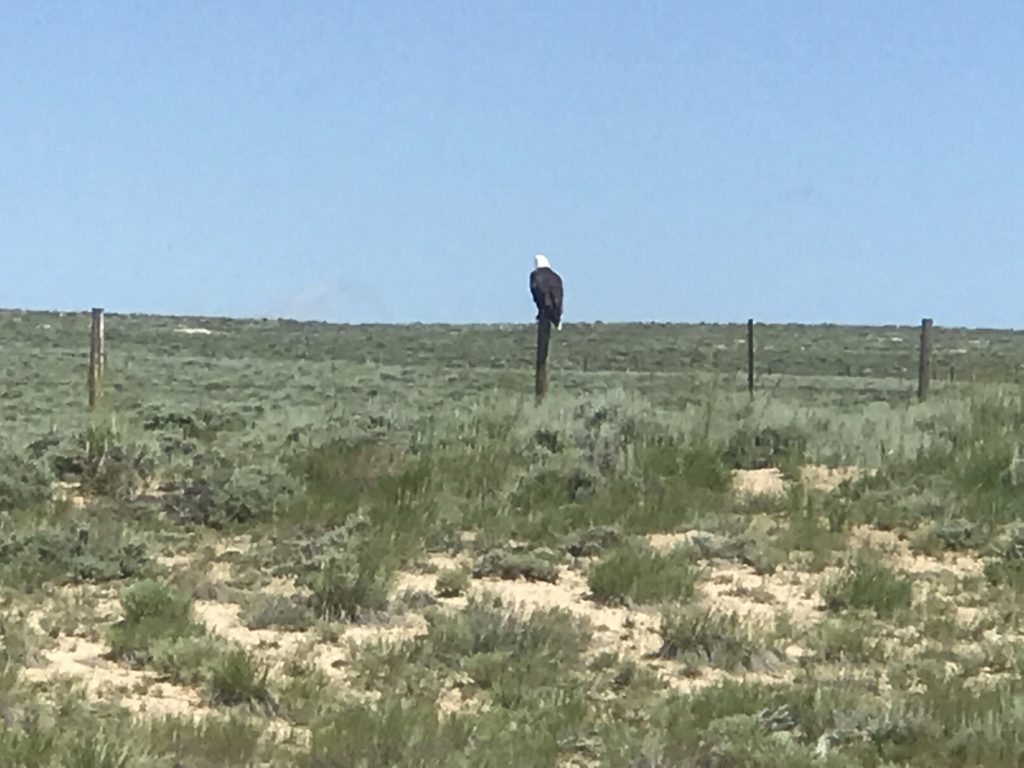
534;254;551;270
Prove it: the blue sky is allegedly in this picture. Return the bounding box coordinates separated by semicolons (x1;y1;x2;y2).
2;2;1023;327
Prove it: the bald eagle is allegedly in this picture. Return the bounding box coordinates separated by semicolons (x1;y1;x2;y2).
530;254;563;330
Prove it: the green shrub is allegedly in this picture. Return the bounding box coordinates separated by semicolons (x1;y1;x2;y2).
143;715;267;768
0;610;36;679
564;525;622;557
656;607;773;671
142;407;249;442
241;594;315;631
277;657;332;725
285;438;436;544
587;542;701;605
208;648;277;715
308;694;472;767
434;568;470;598
823;554;913;618
149;634;227;686
291;514;396;622
472;546;560;583
55;421;157;501
0;448;51;511
984;558;1024;590
0;521;149;591
423;596;590;708
106;579;201;664
165;456;299;529
931;517;985;550
62;728;146;768
351;595;594;717
724;425;808;473
807;617;885;663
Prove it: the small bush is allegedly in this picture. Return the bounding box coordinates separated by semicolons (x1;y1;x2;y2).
241;594;315;631
823;554;913;619
724;425;808;473
144;715;266;767
292;515;395;622
277;656;332;725
0;449;51;511
149;634;228;686
208;648;277;715
0;521;149;591
106;579;201;664
434;568;470;598
425;596;589;667
308;694;472;767
656;607;773;671
0;610;37;674
472;546;560;583
983;558;1024;591
587;542;701;605
807;617;884;664
165;457;299;529
932;517;985;550
564;525;622;557
62;728;145;768
56;422;157;501
368;595;594;712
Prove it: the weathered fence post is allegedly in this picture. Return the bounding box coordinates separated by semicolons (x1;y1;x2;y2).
917;317;933;401
88;307;104;408
746;318;755;395
535;317;551;403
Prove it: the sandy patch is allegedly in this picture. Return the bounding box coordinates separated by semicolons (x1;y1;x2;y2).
51;481;87;508
22;637;210;720
801;465;871;491
470;566;664;660
646;532;695;552
733;465;871;497
393;553;469;595
174;327;215;335
849;526;983;579
701;561;822;627
734;469;789;497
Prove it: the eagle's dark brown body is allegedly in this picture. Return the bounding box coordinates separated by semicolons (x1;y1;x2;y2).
530;265;563;329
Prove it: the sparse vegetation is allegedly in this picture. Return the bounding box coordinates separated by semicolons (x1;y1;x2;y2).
6;311;1024;764
823;552;914;618
106;579;202;664
656;606;777;671
472;546;560;583
434;567;470;597
587;541;701;605
208;648;277;714
241;594;315;631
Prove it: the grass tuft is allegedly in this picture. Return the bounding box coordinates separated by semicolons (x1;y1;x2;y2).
106;579;202;664
587;541;701;605
823;552;913;618
655;607;774;671
208;648;278;715
471;547;560;583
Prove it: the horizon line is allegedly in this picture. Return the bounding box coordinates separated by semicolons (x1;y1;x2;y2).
0;305;1017;333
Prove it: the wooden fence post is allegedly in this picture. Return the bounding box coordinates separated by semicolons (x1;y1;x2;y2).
88;307;104;408
746;318;755;395
917;317;933;401
535;317;551;403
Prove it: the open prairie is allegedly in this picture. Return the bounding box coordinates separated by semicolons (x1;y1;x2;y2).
5;309;1024;766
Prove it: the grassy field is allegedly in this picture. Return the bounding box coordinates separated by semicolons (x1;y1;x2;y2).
5;308;1024;766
